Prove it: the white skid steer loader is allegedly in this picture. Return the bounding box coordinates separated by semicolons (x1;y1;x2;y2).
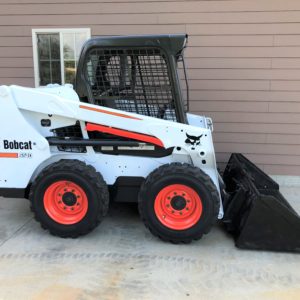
0;34;299;252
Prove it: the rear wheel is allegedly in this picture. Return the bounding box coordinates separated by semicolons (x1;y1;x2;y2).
138;163;220;243
29;160;109;238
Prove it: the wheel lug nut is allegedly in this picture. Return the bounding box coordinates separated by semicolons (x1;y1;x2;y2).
187;200;190;203
172;210;175;214
77;203;80;206
186;208;189;211
71;207;74;211
58;200;62;204
166;204;170;208
182;193;185;196
72;189;75;192
77;195;80;198
174;192;177;195
58;193;61;196
64;188;67;192
167;197;170;200
63;206;66;210
180;212;183;215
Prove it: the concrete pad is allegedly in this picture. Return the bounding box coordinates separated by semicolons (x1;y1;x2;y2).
0;187;299;300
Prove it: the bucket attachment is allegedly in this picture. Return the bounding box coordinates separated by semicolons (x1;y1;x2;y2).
222;153;300;253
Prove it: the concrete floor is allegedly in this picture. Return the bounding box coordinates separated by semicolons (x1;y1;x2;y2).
0;187;299;300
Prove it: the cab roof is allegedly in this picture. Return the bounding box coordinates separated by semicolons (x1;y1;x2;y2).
80;34;188;57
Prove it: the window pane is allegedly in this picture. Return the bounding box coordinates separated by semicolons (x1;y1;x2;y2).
75;33;87;59
39;61;50;86
52;61;62;84
63;33;75;60
38;34;50;60
64;60;76;84
37;33;61;85
62;32;89;84
50;34;60;60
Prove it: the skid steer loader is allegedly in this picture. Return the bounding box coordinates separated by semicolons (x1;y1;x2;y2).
0;34;299;252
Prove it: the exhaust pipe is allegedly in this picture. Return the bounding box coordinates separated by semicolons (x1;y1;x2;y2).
222;153;300;253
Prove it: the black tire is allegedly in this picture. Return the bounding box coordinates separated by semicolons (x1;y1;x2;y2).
29;159;109;238
138;163;220;243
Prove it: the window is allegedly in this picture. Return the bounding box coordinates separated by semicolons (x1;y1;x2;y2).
32;28;91;87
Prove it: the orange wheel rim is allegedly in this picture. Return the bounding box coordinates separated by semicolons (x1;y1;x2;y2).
154;184;202;230
43;181;88;225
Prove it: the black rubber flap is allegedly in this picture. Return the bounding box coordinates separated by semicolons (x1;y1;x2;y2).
222;153;300;253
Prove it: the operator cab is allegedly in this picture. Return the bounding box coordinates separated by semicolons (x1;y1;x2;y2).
75;34;189;124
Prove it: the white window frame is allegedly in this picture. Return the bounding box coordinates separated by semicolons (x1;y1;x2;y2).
32;28;91;87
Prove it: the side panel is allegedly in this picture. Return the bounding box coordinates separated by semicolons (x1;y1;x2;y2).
0;86;51;188
3;85;222;217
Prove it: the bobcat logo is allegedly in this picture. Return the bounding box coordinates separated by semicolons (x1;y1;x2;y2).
185;133;203;146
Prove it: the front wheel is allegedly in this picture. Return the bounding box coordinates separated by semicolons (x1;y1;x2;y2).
29;160;109;238
138;163;220;243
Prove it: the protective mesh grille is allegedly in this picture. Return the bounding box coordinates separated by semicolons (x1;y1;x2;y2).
84;48;177;121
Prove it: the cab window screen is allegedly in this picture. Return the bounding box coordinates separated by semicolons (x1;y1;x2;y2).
84;48;177;122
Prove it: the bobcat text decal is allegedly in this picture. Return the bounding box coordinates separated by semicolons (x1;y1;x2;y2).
3;139;32;150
